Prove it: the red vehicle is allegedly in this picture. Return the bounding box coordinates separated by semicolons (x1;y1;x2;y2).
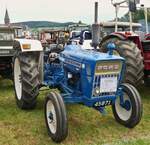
39;29;69;48
100;0;150;87
142;34;150;84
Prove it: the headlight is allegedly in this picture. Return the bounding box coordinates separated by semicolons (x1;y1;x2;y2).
93;87;100;96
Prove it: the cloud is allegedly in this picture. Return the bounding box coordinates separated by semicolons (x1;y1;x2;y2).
0;0;149;24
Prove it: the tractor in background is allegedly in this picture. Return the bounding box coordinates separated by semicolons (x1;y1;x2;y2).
99;0;144;87
12;1;142;143
67;23;92;48
69;29;93;49
39;29;69;48
0;25;23;79
68;23;90;38
100;0;150;86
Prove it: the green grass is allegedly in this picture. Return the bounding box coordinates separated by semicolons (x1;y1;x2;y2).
0;79;150;145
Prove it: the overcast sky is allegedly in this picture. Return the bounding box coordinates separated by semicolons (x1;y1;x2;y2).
0;0;149;24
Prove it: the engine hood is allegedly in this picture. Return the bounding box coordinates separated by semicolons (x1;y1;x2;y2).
61;45;124;63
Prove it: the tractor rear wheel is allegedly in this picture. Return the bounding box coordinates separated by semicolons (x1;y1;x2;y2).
100;38;144;87
13;52;40;109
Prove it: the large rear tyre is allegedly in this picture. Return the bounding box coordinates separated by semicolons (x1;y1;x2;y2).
13;52;40;109
44;91;68;143
100;38;144;87
112;83;143;128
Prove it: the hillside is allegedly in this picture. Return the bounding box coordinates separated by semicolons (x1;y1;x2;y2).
13;21;76;28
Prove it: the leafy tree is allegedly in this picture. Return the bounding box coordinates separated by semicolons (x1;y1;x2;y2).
120;8;150;22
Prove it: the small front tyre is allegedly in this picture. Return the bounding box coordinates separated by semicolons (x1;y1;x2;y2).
44;91;68;143
112;83;142;128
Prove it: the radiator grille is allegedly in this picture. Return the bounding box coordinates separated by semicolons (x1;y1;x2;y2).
92;74;119;97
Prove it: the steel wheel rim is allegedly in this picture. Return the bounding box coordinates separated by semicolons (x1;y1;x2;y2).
46;100;57;134
115;93;132;121
14;58;22;100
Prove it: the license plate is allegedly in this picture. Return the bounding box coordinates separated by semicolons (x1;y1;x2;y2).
100;77;118;93
94;100;112;107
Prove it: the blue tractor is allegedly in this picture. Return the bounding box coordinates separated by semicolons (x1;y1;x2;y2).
13;42;142;142
12;2;142;143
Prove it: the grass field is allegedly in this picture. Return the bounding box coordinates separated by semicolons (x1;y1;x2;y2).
0;79;150;145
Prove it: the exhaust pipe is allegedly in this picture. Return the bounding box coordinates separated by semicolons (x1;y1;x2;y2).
92;2;100;49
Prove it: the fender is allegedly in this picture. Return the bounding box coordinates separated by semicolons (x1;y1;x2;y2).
100;33;127;46
13;38;44;84
100;32;144;55
14;39;43;52
101;32;141;44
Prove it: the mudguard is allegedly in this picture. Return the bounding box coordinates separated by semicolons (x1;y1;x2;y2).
100;32;142;49
100;33;127;46
14;39;43;52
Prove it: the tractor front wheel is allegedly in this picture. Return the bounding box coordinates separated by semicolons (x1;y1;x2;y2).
112;83;142;128
44;91;68;143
